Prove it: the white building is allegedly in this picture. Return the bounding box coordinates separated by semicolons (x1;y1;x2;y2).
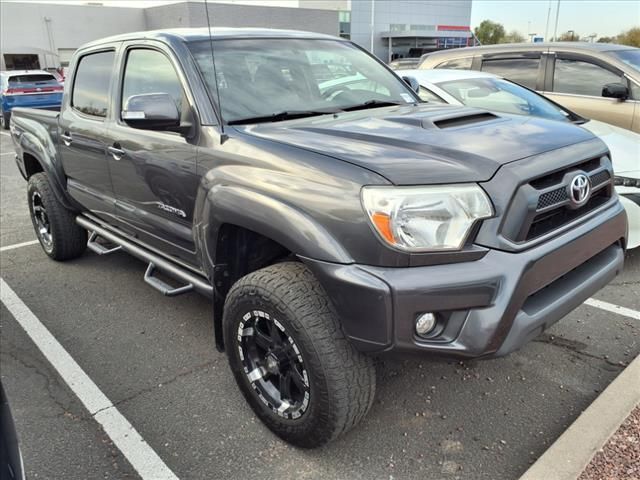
0;0;345;70
350;0;473;61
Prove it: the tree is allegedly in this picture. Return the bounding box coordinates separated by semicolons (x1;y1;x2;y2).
474;20;506;45
617;27;640;47
503;30;526;43
557;31;580;41
597;36;616;43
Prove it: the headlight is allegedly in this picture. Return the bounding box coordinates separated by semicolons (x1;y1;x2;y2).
361;184;493;252
614;176;640;188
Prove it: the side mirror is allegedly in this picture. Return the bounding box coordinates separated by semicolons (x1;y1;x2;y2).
602;83;629;100
402;76;420;94
122;93;180;130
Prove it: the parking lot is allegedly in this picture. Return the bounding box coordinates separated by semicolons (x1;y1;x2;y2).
0;129;638;479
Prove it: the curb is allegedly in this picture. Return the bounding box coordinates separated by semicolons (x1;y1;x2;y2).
520;353;640;480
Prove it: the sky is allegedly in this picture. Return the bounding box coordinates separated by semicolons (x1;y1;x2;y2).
4;0;639;39
470;0;639;39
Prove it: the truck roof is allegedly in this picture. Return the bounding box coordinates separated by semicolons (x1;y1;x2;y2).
81;27;343;49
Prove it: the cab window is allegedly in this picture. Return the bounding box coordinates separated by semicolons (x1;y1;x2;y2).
480;57;540;89
553;58;623;97
72;51;115;118
121;49;185;115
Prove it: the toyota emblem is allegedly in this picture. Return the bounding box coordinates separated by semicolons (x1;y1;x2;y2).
569;174;591;206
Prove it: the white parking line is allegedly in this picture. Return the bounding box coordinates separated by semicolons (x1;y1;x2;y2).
0;240;39;252
0;278;179;480
0;132;10;138
584;298;640;321
0;152;14;157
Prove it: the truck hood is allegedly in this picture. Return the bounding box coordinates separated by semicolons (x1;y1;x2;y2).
234;104;596;185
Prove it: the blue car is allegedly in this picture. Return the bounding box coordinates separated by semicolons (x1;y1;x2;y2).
1;70;63;129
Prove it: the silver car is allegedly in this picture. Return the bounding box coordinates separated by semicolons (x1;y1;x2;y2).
418;42;640;133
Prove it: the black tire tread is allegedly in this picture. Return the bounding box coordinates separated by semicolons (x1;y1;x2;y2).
224;262;376;447
27;173;86;260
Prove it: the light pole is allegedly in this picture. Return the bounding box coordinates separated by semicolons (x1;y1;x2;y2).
370;0;375;53
545;0;552;40
553;0;561;41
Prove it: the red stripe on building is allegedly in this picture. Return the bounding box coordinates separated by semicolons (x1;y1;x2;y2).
437;25;470;31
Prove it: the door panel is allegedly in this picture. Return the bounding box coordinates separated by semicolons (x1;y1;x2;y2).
59;49;116;218
106;128;199;259
543;92;636;130
106;46;199;263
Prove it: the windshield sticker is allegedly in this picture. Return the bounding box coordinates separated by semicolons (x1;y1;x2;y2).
401;93;414;103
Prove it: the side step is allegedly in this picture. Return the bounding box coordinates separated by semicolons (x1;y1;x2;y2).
77;215;213;298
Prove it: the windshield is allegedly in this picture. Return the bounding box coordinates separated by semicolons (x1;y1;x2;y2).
189;38;417;123
437;77;573;122
609;49;640;72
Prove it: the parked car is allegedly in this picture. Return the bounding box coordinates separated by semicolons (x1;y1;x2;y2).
0;70;63;129
397;68;640;249
388;58;421;70
10;28;627;448
418;42;640;133
0;382;25;480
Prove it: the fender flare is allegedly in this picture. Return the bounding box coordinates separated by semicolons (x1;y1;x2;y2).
15;122;76;211
194;184;353;279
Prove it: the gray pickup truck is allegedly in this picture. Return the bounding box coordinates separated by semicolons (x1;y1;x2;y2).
10;28;628;447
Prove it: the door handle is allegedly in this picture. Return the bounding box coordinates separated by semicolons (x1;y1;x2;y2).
60;132;72;146
108;144;125;161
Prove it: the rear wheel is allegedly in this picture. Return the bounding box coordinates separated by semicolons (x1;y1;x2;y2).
27;173;87;260
223;262;376;448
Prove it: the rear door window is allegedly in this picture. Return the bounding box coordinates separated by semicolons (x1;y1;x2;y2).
553;57;622;97
72;51;115;118
480;57;540;89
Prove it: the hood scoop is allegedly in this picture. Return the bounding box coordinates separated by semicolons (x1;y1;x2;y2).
431;112;499;129
385;108;501;130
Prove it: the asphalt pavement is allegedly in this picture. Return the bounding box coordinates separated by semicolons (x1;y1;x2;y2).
1;131;638;480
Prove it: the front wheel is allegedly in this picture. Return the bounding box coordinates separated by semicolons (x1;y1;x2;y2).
27;173;87;260
223;262;377;448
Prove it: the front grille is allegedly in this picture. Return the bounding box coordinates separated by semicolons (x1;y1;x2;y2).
504;155;614;243
526;188;610;240
590;170;610;187
529;157;600;190
537;187;569;210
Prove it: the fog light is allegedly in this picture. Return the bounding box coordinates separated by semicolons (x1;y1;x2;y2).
415;313;436;336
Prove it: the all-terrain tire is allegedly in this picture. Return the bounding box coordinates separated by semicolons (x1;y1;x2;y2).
27;173;87;260
223;261;376;448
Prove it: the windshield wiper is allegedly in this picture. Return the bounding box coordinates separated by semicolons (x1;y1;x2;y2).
228;109;340;125
341;99;407;112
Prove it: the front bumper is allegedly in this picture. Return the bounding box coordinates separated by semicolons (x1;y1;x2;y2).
304;200;627;358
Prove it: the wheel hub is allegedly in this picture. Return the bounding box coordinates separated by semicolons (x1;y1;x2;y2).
31;192;53;250
237;310;310;419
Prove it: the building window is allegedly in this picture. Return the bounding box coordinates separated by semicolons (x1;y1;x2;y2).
410;25;435;31
390;24;408;32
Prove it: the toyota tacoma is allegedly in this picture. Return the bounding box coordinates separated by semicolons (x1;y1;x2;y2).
9;28;628;448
